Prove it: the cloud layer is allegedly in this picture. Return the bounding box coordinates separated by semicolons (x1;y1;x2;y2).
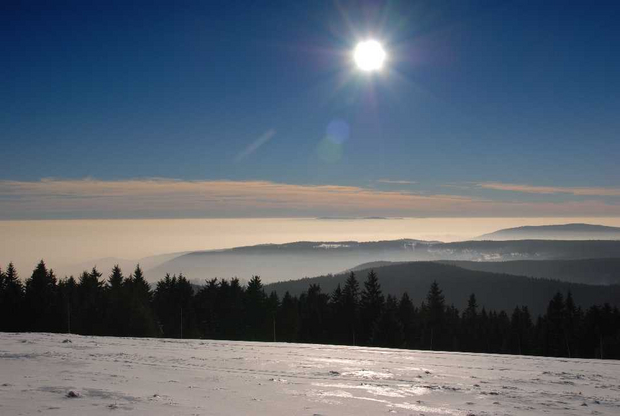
478;182;620;197
1;178;619;219
375;179;418;185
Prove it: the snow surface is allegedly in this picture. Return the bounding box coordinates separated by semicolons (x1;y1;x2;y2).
1;333;619;415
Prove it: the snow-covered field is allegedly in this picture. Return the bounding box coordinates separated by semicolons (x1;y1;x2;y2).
1;333;619;415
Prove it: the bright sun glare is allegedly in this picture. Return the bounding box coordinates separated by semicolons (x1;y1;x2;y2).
353;40;386;72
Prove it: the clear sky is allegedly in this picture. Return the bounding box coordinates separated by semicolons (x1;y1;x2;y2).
2;0;620;219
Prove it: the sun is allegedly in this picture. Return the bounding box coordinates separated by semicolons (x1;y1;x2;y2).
353;40;386;72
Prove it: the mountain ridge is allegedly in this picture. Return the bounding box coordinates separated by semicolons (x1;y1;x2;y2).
265;261;620;316
477;223;620;241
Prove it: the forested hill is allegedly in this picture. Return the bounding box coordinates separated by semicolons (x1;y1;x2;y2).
477;223;620;240
148;239;620;283
265;262;620;316
441;258;620;285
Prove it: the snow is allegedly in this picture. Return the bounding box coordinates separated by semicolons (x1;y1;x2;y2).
1;333;619;415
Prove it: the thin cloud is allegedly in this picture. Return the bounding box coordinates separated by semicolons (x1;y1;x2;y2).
234;129;276;162
0;178;619;219
478;182;620;197
375;179;418;185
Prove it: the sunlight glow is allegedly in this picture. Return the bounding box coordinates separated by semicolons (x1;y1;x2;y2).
353;40;386;71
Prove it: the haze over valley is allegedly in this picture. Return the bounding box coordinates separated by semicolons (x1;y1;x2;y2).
4;218;620;282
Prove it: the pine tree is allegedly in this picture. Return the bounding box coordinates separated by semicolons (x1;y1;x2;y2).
342;271;360;345
299;284;329;343
563;291;581;358
57;276;78;334
76;267;105;334
244;276;267;340
544;292;566;356
509;305;533;355
397;292;417;348
24;260;60;332
329;284;346;344
277;291;299;342
424;280;445;350
225;278;245;340
267;291;280;342
462;293;479;351
195;278;220;338
359;270;384;345
125;265;156;337
372;294;404;348
175;274;195;339
154;273;177;337
0;263;24;331
106;265;128;335
445;304;461;351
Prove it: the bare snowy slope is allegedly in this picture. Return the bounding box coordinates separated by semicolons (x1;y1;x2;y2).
1;333;619;415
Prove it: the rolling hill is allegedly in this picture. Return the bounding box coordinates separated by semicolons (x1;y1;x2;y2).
441;258;620;285
148;239;620;283
265;262;620;316
477;223;620;240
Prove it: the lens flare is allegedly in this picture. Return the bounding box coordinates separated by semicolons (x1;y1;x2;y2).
326;119;350;144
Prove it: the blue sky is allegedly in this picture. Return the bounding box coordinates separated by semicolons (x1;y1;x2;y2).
2;1;620;219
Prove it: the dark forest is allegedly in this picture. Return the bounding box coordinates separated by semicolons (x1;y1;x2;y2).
1;261;618;359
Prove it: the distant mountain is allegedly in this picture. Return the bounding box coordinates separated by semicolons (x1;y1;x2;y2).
265;262;620;316
346;261;405;272
148;239;620;283
441;258;620;285
148;239;432;283
477;223;620;240
61;251;188;279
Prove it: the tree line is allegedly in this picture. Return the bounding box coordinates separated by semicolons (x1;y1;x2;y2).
1;261;618;359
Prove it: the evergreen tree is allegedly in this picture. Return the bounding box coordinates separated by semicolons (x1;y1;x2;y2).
509;305;533;355
397;292;417;348
175;274;195;338
0;263;24;331
57;276;78;334
125;265;157;337
424;280;445;350
341;272;360;345
154;273;177;337
491;310;510;353
372;294;404;348
106;265;129;336
24;261;60;332
223;278;245;340
444;304;460;351
563;291;581;358
359;270;384;345
76;267;106;334
277;291;299;342
266;291;280;342
462;293;479;351
3;255;620;359
328;284;344;343
244;276;267;340
298;284;329;343
544;292;566;356
195;278;219;338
